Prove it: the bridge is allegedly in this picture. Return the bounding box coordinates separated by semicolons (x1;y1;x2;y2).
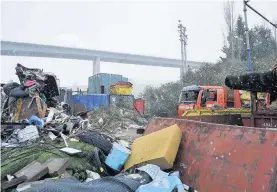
1;41;203;75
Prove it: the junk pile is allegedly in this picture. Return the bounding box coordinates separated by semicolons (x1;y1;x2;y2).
86;107;148;142
1;64;197;191
2;120;196;192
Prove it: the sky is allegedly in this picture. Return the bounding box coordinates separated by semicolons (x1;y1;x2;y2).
1;0;277;94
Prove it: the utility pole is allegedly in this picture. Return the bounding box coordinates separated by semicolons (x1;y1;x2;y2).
178;20;188;80
243;0;251;72
183;26;188;74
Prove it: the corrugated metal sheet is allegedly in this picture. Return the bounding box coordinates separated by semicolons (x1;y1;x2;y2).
72;94;109;110
88;73;128;94
144;117;277;192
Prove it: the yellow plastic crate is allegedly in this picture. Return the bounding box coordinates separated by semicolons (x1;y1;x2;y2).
110;85;133;95
124;124;182;171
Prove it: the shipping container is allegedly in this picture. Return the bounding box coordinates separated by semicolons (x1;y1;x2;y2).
88;73;128;94
72;94;110;110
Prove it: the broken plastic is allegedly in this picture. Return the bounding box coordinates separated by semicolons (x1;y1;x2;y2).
17;125;39;143
60;147;82;155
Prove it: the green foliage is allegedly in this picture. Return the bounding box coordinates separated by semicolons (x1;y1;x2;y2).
139;82;181;117
223;15;277;61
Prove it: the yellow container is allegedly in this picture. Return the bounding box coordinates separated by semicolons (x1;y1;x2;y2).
124;124;182;171
110;85;133;95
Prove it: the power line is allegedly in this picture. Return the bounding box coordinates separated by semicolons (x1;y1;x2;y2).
178;20;188;81
244;1;277;29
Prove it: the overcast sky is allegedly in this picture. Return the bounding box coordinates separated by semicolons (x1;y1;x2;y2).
1;0;277;90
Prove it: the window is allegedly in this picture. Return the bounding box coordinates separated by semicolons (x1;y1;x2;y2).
206;89;217;102
179;90;199;103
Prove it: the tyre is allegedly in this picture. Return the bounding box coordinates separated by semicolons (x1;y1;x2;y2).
79;131;113;155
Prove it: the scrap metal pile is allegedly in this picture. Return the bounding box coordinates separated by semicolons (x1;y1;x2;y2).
1;64;195;192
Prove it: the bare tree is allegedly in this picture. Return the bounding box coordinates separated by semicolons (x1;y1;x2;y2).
223;0;235;60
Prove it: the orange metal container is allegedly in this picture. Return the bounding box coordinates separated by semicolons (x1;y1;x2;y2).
144;117;277;192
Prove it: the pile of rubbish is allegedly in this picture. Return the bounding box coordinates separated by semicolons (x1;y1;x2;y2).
86;107;148;142
1;64;197;191
2;120;196;192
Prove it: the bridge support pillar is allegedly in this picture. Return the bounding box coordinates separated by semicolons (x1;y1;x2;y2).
93;57;100;75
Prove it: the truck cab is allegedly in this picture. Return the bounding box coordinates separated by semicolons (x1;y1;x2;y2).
177;85;241;116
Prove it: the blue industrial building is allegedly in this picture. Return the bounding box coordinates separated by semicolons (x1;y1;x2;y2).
88;73;128;94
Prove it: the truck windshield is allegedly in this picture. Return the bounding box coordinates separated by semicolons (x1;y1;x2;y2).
179;91;199;103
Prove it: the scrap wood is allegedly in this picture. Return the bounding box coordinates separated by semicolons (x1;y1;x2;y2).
1;175;27;190
14;98;23;121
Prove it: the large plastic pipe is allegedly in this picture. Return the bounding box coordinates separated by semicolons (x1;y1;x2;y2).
225;71;277;92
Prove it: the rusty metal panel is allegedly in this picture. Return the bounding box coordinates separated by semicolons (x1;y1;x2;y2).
180;114;244;126
144;117;277;192
242;115;277;129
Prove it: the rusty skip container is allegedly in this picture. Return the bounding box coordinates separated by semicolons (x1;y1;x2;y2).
144;117;277;192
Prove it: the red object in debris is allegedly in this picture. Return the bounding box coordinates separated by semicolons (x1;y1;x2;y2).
24;80;39;87
134;99;145;116
144;117;277;192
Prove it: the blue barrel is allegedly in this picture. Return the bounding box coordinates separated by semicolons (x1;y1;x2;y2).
105;143;131;171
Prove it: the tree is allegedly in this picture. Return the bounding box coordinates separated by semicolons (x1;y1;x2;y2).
240;25;277;61
223;0;235;60
222;14;277;62
234;15;245;60
139;82;182;117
